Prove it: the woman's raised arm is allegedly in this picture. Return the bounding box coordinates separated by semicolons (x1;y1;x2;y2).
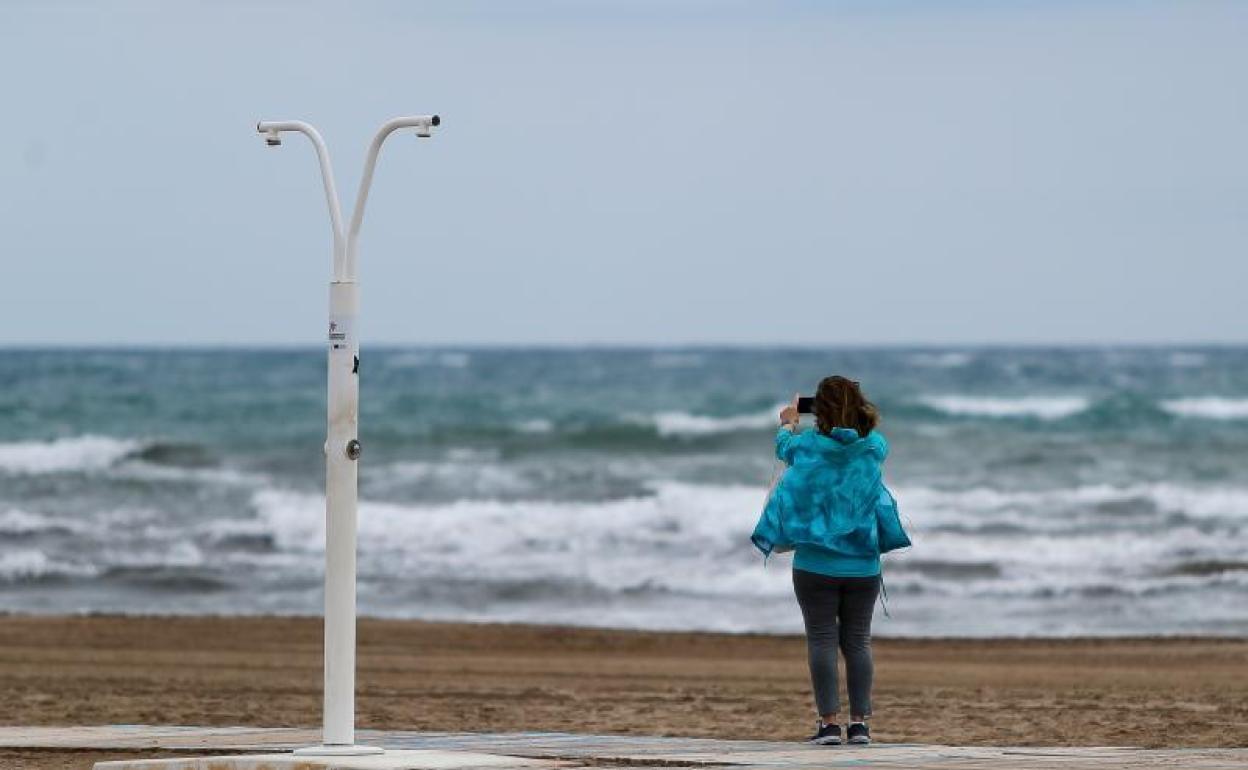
776;394;801;464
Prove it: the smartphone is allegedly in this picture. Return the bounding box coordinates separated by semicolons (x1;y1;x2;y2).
797;396;815;414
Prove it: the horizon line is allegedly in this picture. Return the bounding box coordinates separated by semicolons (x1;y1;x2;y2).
2;340;1247;351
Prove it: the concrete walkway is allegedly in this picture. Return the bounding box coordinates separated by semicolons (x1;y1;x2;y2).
0;725;1245;769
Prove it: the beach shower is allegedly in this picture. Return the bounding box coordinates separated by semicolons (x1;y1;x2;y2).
253;114;441;757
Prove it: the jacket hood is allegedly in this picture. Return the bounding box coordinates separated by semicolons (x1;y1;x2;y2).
805;428;886;459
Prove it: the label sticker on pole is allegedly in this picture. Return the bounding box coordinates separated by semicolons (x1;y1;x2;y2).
328;315;356;351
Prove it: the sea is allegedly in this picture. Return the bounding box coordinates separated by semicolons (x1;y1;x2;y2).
1;346;1246;637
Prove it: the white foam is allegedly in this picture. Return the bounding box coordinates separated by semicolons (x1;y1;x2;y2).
365;457;531;497
0;549;95;581
894;482;1248;524
0;508;85;535
1168;352;1208;368
383;351;471;369
100;540;206;569
918;395;1090;419
0;435;141;474
1160;397;1248;420
650;352;705;368
114;462;266;487
649;408;778;437
247;476;1248;607
884;480;1248;603
515;419;554;434
199;516;272;542
4;468;1237;633
904;524;1247;604
250;481;786;599
0;434;263;485
908;352;973;368
445;447;500;462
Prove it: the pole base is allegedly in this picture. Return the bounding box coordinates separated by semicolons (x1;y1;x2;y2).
293;744;385;757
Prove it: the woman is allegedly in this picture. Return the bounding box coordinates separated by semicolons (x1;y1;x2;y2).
752;376;887;746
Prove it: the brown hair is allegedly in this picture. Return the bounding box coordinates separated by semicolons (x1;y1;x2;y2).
813;376;879;437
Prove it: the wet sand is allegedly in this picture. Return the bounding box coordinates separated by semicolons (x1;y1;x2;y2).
0;615;1244;768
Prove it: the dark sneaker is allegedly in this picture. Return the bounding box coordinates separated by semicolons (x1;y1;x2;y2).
846;721;870;745
808;721;841;745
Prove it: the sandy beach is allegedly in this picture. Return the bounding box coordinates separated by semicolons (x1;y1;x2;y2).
0;615;1244;768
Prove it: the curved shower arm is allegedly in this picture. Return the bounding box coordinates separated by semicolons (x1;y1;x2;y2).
343;115;439;282
257;120;347;279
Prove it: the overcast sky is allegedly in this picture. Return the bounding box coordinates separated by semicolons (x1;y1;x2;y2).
2;1;1245;346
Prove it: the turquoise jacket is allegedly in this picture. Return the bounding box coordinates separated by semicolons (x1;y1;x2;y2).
751;425;890;574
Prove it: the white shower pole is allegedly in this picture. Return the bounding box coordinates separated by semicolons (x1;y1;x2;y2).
255;114;441;756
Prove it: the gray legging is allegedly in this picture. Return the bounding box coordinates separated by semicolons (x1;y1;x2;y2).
792;569;880;718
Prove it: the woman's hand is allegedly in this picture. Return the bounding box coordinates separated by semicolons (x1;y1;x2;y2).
779;394;800;427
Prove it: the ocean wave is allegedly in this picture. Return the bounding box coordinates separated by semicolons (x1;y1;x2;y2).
0;435;142;474
0;508;85;536
916;395;1090;420
1159;397;1248;420
895;482;1248;525
383;351;471;369
515;419;554;434
950;574;1248;602
100;565;234;592
0;549;96;582
857;481;1248;603
648;408;778;437
243;477;1248;601
130;441;217;468
0;434;265;487
198;517;278;552
650;352;705;369
250;482;783;599
112;462;265;487
363;458;535;498
253;482;765;553
95;540;207;570
1168;352;1208;368
412;407;782;444
908;523;1243;580
908;352;974;368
